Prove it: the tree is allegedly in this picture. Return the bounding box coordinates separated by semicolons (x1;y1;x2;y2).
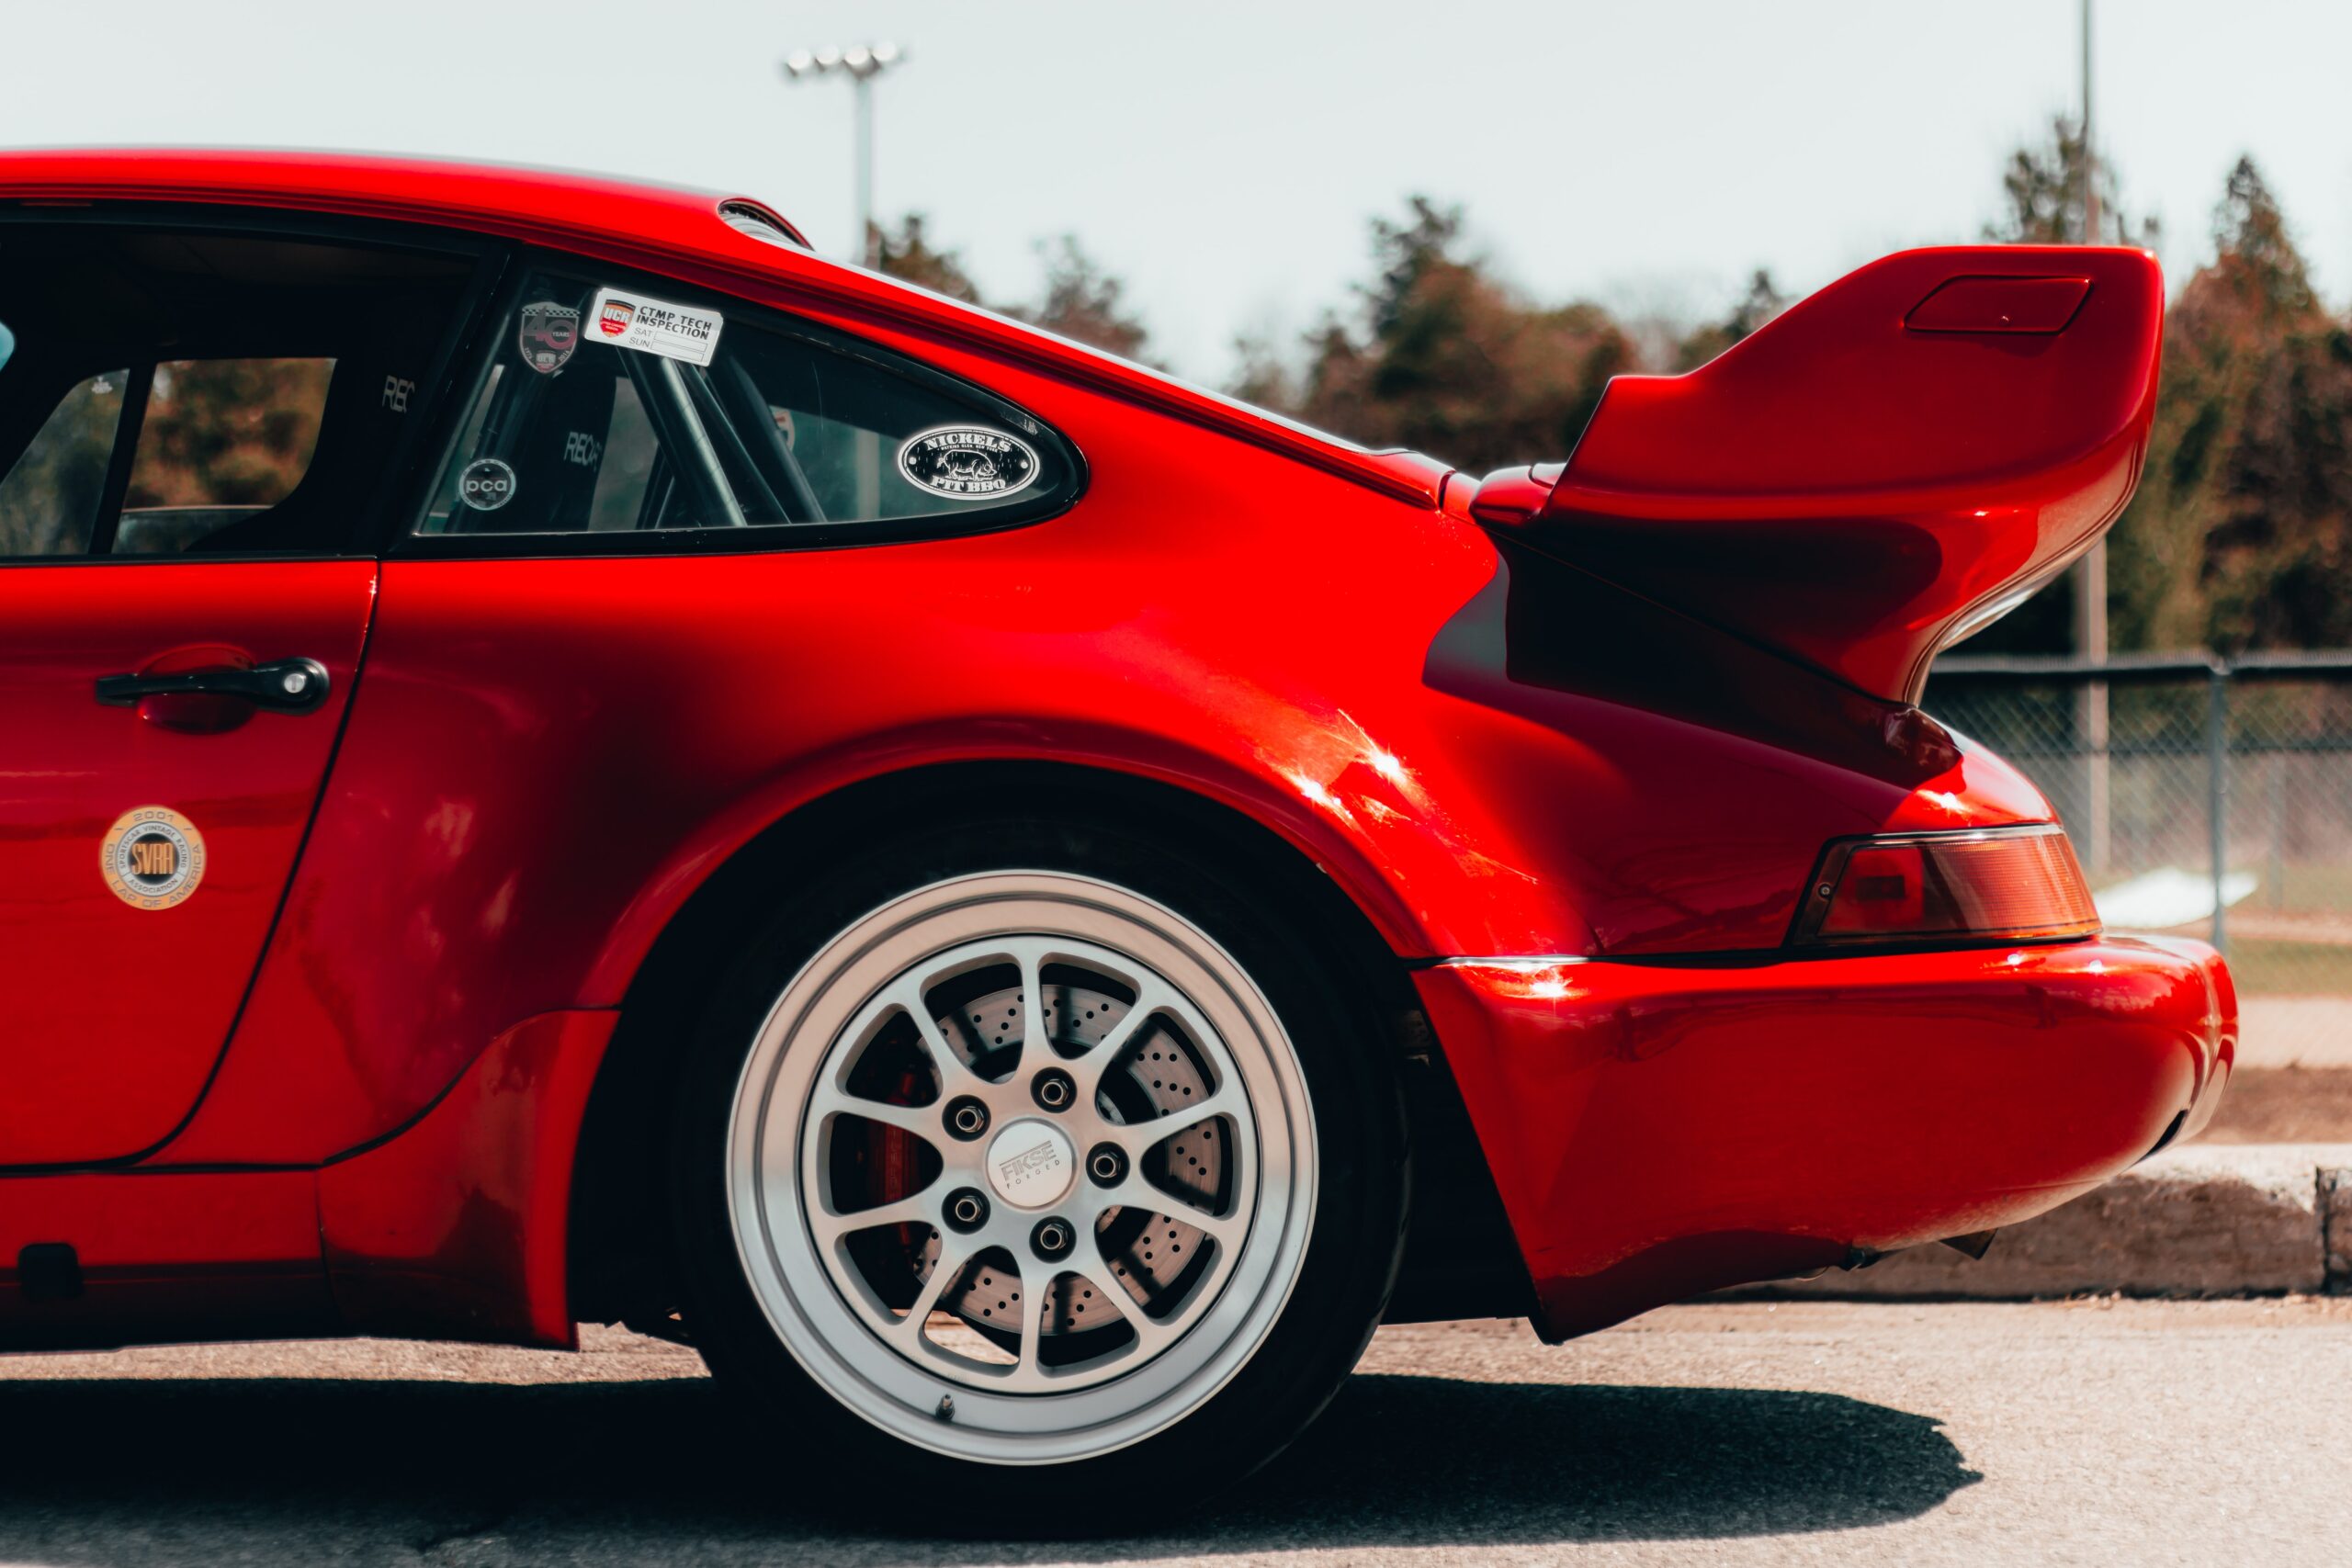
2204;155;2315;321
871;219;1160;366
2114;156;2352;651
1226;330;1299;414
869;214;983;305
1973;154;2352;654
1984;115;2159;248
1963;119;2161;654
1017;237;1154;363
1263;197;1634;474
125;357;333;510
1673;268;1789;371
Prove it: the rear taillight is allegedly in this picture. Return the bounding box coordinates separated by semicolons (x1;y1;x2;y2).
1791;825;2100;948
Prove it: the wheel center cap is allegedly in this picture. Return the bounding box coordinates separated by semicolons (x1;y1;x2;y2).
983;1119;1077;1211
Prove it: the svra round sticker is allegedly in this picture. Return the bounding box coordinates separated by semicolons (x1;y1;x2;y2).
101;807;206;910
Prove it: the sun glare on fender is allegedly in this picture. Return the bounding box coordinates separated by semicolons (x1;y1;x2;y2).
1792;825;2101;948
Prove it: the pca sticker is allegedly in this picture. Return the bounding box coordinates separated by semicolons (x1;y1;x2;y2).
896;426;1041;500
458;457;518;511
101;806;206;911
586;288;722;367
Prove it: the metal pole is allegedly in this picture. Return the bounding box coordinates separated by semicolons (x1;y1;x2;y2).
784;43;901;513
2074;0;2111;874
2079;553;2111;874
849;71;880;513
2208;666;2230;955
2269;749;2287;910
779;43;903;268
2081;0;2100;243
854;72;876;268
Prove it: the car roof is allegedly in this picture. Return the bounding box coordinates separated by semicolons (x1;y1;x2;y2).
0;148;1444;506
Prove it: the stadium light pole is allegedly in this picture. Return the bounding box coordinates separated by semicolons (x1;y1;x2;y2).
782;43;907;268
2075;0;2112;875
2079;0;2100;244
782;41;906;517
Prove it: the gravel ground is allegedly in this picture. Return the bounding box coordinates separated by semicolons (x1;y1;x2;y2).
0;1300;2345;1565
2200;996;2352;1142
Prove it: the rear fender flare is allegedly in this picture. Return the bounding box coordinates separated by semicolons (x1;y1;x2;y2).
579;725;1528;1007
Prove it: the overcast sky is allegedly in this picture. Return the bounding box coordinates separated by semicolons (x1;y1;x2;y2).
6;2;2349;380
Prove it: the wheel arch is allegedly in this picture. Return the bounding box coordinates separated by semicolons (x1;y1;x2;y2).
565;757;1439;1328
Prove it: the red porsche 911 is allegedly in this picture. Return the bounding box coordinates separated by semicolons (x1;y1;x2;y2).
0;150;2231;1506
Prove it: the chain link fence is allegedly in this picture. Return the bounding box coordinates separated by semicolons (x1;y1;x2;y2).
1927;652;2352;1067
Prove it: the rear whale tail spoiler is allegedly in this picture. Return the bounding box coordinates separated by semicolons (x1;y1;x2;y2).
1468;245;2165;705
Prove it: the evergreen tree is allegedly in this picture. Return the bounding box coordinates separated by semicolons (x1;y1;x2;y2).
1018;237;1154;364
1963;119;2161;654
2124;156;2352;650
1272;197;1633;473
1674;269;1790;370
869;215;983;305
1984;115;2159;248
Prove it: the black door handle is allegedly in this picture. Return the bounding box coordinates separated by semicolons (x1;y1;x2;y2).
95;657;332;715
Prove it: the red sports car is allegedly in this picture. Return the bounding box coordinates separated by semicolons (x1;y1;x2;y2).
0;150;2231;1506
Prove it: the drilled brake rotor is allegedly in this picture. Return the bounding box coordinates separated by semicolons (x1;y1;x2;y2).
888;975;1226;1338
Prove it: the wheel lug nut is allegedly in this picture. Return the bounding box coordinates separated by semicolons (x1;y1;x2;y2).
944;1188;989;1233
944;1096;989;1141
1032;1068;1077;1113
1031;1217;1075;1259
1086;1144;1126;1186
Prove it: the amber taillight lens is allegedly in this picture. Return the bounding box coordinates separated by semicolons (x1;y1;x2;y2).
1791;826;2100;948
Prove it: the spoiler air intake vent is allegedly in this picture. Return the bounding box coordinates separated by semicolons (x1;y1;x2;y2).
717;199;809;252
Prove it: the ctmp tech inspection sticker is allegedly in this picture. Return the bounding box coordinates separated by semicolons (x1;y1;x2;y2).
587;288;722;367
895;425;1041;500
100;806;206;911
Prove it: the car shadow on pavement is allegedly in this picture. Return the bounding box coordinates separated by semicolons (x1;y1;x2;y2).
0;1369;1976;1562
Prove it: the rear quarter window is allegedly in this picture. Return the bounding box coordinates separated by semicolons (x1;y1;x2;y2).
416;267;1080;549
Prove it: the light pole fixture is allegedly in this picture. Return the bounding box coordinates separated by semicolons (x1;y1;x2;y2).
2073;0;2111;875
782;43;907;268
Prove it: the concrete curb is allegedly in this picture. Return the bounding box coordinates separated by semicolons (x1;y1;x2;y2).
1729;1144;2352;1299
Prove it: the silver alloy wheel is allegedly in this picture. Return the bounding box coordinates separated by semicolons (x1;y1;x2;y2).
727;871;1318;1465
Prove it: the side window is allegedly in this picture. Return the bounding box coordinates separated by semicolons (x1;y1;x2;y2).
0;370;127;555
420;269;1077;540
115;358;334;555
724;327;1055;524
0;222;480;559
421;292;698;534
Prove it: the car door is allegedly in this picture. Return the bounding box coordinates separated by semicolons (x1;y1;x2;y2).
161;259;1083;1163
0;215;483;1164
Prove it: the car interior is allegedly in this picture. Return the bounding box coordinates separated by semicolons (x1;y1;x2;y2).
423;266;1058;536
0;223;479;557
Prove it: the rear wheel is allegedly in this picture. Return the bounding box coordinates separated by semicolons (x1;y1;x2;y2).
672;820;1405;1510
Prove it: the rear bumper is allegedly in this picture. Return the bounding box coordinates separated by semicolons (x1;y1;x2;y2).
1413;936;2235;1340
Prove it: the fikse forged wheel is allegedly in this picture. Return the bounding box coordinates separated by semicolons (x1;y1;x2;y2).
673;821;1406;1513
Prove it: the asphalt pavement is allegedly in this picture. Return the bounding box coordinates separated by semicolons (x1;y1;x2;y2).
0;1300;2344;1566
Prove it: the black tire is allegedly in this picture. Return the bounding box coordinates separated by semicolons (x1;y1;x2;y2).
667;809;1408;1525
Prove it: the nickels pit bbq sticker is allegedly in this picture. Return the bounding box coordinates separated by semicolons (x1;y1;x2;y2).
896;426;1041;500
518;301;581;374
101;806;206;911
586;288;721;367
